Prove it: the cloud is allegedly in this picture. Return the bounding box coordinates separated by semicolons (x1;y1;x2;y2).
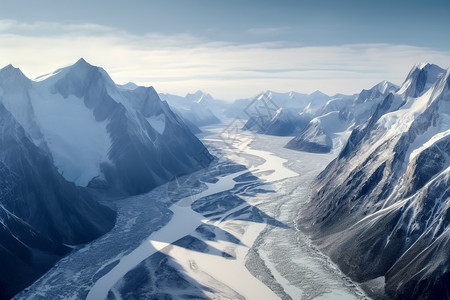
0;20;449;100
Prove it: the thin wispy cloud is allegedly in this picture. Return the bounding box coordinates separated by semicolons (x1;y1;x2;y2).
0;20;449;100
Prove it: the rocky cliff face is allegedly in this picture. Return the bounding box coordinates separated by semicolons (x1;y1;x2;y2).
0;102;115;299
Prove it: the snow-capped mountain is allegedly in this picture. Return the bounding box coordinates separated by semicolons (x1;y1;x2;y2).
1;59;211;195
298;63;450;299
159;90;227;128
242;90;330;136
243;107;311;136
286;81;398;153
0;100;115;299
285;111;344;153
0;59;213;298
238;83;397;151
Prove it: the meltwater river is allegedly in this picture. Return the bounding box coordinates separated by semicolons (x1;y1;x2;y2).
16;125;367;300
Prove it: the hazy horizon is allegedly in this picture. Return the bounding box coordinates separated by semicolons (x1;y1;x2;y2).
1;0;449;100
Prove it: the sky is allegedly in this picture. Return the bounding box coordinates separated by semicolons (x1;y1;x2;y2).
0;0;449;100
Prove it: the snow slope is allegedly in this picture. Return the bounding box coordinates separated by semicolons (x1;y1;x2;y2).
30;86;111;186
286;81;398;153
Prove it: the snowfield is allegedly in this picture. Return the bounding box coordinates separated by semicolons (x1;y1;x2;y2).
30;86;111;186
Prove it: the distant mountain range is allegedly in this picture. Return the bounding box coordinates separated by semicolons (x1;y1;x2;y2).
160;90;228;130
286;80;398;152
236;81;398;154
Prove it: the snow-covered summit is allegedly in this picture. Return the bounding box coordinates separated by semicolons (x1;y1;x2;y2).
285;80;397;153
0;64;30;85
398;63;446;97
241;90;331;136
160;90;226;127
355;80;398;104
309;90;328;98
39;58;116;96
374;80;397;94
185;90;214;103
119;82;139;90
0;59;211;194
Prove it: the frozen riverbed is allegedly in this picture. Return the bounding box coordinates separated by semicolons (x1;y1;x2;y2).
15;124;367;300
86;168;250;300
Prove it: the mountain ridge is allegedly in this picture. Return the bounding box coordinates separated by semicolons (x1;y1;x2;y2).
297;63;450;299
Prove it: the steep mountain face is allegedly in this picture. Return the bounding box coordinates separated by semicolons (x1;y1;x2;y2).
243;107;310;136
0;204;70;300
0;65;47;151
0;101;115;299
285;113;340;153
3;59;210;195
160;90;227;127
347;80;398;128
286;81;398;153
298;64;450;299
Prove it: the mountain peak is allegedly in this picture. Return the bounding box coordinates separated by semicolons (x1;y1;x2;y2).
399;63;446;97
75;57;89;65
71;57;96;72
414;62;442;71
3;63;15;69
185;90;204;99
374;80;398;94
1;63;22;74
0;63;29;84
36;58;117;99
310;90;328;97
119;82;138;90
410;63;445;78
186;90;214;103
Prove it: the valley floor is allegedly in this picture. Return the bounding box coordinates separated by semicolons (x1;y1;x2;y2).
15;124;367;300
